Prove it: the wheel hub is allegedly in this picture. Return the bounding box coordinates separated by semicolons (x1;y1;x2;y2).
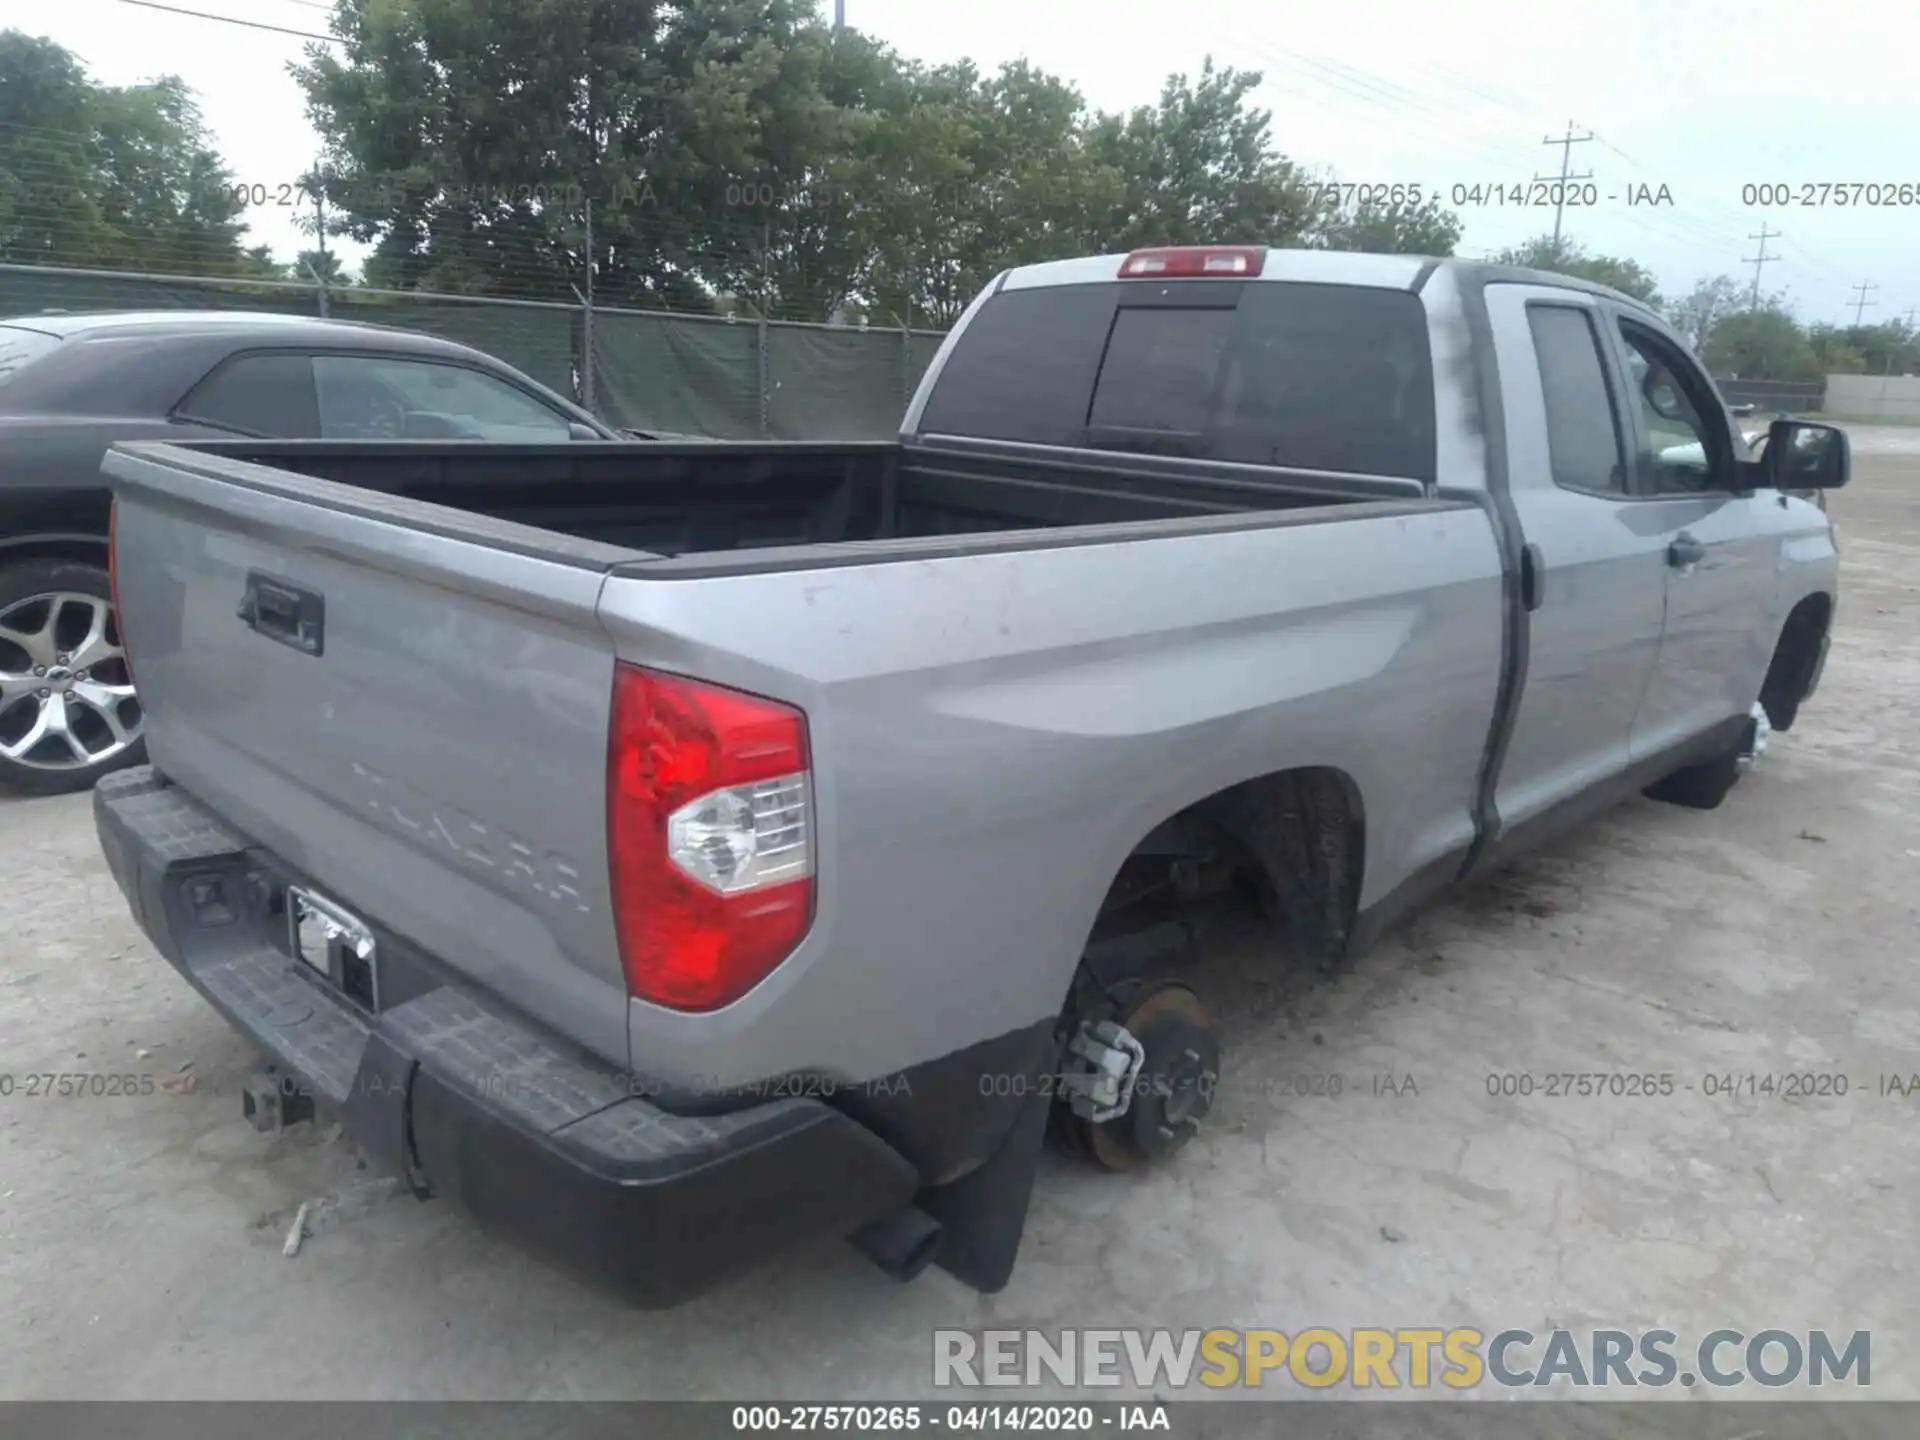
1123;1009;1221;1160
0;588;140;773
1072;984;1223;1172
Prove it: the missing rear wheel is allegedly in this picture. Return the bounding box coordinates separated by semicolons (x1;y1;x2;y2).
1065;983;1222;1172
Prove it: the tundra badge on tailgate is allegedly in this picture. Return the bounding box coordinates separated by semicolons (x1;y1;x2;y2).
349;761;591;915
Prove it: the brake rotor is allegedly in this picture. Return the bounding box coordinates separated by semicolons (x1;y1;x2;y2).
1086;984;1221;1172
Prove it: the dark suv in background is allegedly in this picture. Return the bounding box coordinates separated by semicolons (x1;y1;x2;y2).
0;310;621;795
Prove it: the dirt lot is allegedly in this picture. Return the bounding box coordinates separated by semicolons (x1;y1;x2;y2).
2;431;1917;1402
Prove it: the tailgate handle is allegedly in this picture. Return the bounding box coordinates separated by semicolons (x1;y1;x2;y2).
238;572;325;656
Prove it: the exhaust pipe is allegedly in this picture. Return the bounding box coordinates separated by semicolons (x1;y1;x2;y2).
849;1207;944;1282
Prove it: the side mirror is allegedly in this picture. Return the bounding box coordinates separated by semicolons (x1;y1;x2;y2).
1764;419;1849;491
567;420;602;441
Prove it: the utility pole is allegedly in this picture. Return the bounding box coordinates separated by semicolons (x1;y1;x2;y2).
1742;225;1780;310
834;0;844;29
1536;121;1594;251
1849;279;1878;328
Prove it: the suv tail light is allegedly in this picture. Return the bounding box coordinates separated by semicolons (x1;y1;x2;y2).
607;664;814;1011
1120;245;1266;278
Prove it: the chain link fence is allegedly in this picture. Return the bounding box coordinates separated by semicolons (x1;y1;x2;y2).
0;262;947;440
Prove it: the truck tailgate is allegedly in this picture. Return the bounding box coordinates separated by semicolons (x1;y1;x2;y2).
103;442;635;1064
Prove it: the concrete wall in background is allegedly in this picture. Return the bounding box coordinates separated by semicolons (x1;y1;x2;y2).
1826;373;1920;421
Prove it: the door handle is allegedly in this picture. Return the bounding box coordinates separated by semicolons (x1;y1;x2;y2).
1667;534;1706;569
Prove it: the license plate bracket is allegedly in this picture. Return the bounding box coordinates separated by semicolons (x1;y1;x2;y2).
287;885;381;1012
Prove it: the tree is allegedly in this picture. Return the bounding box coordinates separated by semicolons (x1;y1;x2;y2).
0;31;106;264
1311;191;1463;256
90;76;251;274
685;23;912;322
294;248;355;286
0;31;257;274
1805;323;1868;376
1701;304;1820;383
865;58;1120;327
1808;319;1916;375
1077;61;1321;255
1493;234;1662;308
298;0;771;310
1667;275;1744;354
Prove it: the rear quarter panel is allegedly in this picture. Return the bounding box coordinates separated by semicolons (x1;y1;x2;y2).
600;503;1506;1087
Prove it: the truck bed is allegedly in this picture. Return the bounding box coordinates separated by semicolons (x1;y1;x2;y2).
132;437;1431;565
101;428;1495;1089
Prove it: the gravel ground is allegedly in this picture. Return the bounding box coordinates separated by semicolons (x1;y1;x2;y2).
2;430;1916;1403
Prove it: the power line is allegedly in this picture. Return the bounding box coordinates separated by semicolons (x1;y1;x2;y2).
1848;279;1878;327
1224;41;1789;276
1587;135;1762;251
1743;225;1780;309
1217;40;1567;188
1773;230;1853;287
1537;123;1594;250
114;0;338;43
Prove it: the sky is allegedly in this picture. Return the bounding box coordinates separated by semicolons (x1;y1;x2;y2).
13;0;1919;326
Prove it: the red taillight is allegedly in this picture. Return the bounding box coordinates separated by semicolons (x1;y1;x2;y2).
1119;245;1266;278
107;498;132;685
607;664;814;1012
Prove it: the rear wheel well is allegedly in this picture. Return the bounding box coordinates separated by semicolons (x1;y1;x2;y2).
1760;593;1831;732
1094;766;1366;972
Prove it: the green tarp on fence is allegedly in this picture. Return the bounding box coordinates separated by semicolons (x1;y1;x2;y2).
591;308;946;439
591;312;762;438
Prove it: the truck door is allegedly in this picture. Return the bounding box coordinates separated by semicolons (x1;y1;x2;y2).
1595;309;1783;763
1481;284;1667;839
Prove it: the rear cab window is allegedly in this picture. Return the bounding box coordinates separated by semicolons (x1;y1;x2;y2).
917;278;1436;481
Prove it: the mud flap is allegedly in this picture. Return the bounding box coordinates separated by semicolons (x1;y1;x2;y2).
919;1038;1061;1293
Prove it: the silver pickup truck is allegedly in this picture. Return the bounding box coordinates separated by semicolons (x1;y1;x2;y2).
92;246;1847;1306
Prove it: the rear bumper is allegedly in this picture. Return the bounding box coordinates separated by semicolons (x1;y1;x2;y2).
93;766;919;1307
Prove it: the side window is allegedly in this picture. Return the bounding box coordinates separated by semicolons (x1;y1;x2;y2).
312;355;574;440
1526;305;1627;495
176;353;319;437
1616;322;1722;495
